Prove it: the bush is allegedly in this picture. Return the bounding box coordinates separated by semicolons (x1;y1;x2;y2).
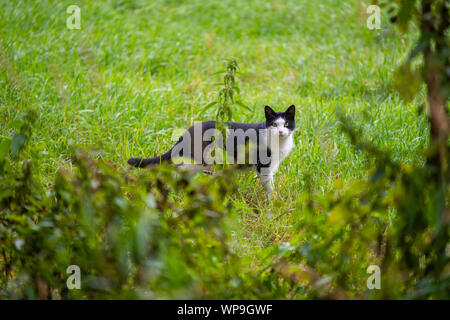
1;108;448;299
263;115;449;299
0;137;269;298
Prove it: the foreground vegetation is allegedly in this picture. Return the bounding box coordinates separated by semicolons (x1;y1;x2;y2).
0;0;448;299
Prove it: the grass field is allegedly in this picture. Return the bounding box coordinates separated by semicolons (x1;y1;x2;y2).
0;0;434;298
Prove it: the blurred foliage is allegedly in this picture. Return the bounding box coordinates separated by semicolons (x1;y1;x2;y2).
1;107;448;299
265;0;448;299
265;0;450;299
0;114;275;299
264;112;449;299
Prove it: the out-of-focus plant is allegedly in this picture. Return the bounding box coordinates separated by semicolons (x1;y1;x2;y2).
0;113;277;299
387;0;449;181
262;0;449;299
201;58;252;169
265;112;448;299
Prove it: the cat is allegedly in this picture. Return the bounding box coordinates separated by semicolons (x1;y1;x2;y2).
128;105;295;194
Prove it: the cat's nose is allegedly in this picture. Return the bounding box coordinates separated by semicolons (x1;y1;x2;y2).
279;130;283;135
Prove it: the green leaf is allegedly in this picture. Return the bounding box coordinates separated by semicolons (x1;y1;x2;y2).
11;133;26;158
0;138;11;173
393;62;422;102
210;70;225;76
396;0;416;33
0;188;13;201
408;36;429;61
0;138;11;159
235;100;252;112
200;101;218;112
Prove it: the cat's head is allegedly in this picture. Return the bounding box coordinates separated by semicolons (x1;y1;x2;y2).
264;105;295;137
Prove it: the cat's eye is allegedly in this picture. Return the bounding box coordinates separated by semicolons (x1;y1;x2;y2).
272;123;277;127
284;123;289;127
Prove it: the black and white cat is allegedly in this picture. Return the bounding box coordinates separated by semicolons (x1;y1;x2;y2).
128;105;295;194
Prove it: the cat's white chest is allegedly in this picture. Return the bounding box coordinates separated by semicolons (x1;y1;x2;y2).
257;133;294;195
275;135;294;162
267;133;294;171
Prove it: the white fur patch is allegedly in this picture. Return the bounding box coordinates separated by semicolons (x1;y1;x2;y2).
258;125;294;195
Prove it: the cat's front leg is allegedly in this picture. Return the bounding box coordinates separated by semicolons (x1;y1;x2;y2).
259;173;274;196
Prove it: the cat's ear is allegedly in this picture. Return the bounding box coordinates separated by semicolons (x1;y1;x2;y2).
265;105;276;119
285;105;295;118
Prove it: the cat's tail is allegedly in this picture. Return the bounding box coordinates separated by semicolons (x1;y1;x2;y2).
127;150;172;168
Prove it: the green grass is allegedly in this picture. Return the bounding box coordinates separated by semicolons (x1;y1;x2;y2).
1;0;427;266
